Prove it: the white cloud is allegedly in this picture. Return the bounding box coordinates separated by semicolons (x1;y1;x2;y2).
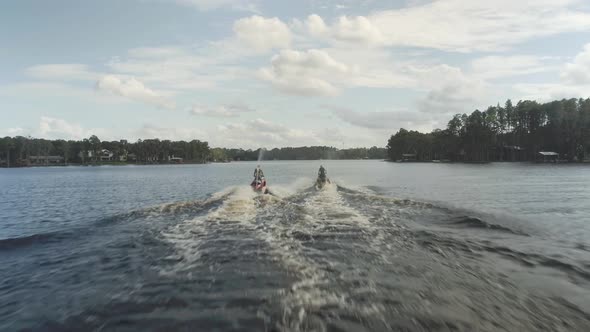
209;117;384;148
259;49;352;96
304;14;328;37
25;64;98;81
412;64;491;125
189;103;254;117
562;43;590;85
471;56;555;80
96;75;175;109
107;46;247;91
515;43;590;101
233;16;292;52
135;123;207;141
39;116;85;139
257;46;496;98
328;106;431;129
214;118;322;148
515;83;590;102
419;83;481;116
303;1;590;52
303;48;422;90
6;127;24;135
37;116;109;140
304;14;384;45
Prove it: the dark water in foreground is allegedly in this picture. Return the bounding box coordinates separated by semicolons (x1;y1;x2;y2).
1;161;589;331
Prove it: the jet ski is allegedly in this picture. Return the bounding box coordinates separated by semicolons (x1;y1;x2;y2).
315;165;331;189
251;177;269;194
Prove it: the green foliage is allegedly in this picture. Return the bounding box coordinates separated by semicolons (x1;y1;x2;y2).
213;146;387;161
0;135;386;167
386;98;590;162
0;135;211;166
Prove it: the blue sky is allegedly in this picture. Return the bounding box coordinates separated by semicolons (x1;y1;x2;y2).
2;0;590;148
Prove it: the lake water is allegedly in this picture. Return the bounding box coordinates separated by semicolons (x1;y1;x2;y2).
1;161;589;331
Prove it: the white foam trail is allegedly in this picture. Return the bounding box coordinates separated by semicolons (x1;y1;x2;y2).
259;184;388;330
159;186;259;276
332;178;374;195
269;177;313;198
160;183;390;329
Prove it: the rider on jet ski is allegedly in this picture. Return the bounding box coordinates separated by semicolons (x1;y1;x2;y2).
251;165;268;193
253;165;264;180
316;165;330;188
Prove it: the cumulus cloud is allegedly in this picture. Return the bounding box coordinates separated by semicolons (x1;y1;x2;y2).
214;118;322;148
39;116;86;139
259;49;352;96
562;43;590;85
6;127;24;135
233;16;292;52
189;103;254;117
513;83;590;101
419;84;481;116
209;117;384;148
135;123;207;141
328;106;430;130
25;64;98;81
412;64;490;125
302;1;590;52
37;116;109;140
515;43;590;101
96;75;175;109
325;65;489;129
470;55;559;80
257;47;495;97
304;14;384;45
107;46;248;91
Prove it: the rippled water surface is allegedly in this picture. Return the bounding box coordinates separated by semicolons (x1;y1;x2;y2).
1;161;589;331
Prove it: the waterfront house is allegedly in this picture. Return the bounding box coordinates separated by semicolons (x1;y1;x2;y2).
169;156;183;164
99;149;114;162
401;153;417;162
538;151;559;163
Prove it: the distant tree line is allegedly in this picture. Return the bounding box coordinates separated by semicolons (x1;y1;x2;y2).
387;98;590;162
0;135;210;167
0;135;387;167
210;146;386;161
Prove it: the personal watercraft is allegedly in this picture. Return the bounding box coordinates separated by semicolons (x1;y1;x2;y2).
251;177;269;194
315;166;331;189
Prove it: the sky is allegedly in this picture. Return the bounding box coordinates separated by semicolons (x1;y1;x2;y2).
2;0;590;149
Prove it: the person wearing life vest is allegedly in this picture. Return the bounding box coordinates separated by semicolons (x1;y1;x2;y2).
253;165;264;182
318;165;327;182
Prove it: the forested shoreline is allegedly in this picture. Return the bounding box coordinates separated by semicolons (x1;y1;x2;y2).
0;135;387;167
212;146;386;161
4;97;589;167
387;98;590;163
0;135;211;167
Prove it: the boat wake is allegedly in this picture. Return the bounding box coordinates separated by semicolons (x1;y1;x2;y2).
4;179;590;331
155;180;590;331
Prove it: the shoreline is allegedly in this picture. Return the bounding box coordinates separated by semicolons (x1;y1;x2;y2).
3;159;590;168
